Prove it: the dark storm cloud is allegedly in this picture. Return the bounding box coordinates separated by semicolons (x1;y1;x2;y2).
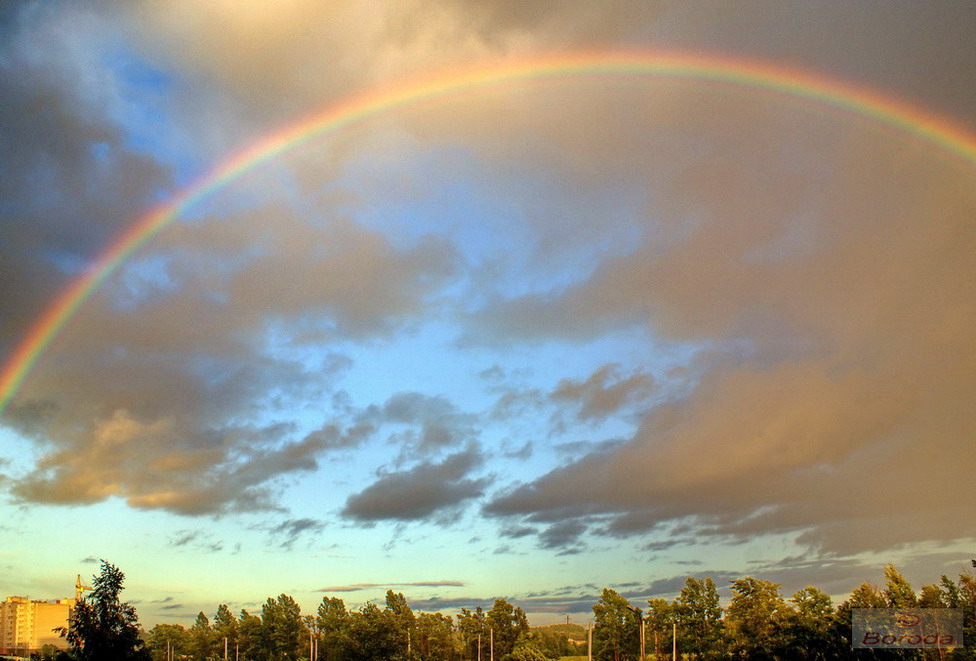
342;446;489;521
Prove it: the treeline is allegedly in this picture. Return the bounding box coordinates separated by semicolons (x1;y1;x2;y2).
597;563;976;660
145;562;976;661
146;593;577;661
53;559;976;661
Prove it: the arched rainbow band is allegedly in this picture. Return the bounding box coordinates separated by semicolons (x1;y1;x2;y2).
2;50;975;416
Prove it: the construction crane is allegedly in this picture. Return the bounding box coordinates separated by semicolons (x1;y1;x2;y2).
75;574;92;601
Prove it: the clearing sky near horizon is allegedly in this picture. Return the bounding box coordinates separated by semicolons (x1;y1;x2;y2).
1;1;974;624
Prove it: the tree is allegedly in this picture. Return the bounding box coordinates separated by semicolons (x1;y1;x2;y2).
485;599;529;660
385;590;415;660
260;594;304;660
316;596;351;661
779;586;845;661
592;589;639;661
501;642;548;661
520;626;578;659
60;560;150;661
414;612;457;661
456;607;486;661
674;577;724;659
236;609;263;661
189;611;216;660
724;577;789;660
882;564;918;608
212;604;238;658
345;602;400;661
146;624;188;661
644;598;675;660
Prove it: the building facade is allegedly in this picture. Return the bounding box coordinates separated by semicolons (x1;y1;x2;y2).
0;596;73;657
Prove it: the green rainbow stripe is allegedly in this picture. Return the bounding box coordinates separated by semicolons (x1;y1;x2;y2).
2;50;975;416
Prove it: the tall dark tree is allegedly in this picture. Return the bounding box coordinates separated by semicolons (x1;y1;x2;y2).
146;624;188;661
456;606;487;661
60;560;150;660
260;594;304;660
212;604;238;658
645;598;675;660
882;564;918;608
189;611;216;660
236;609;262;661
316;596;351;661
724;577;788;660
592;589;639;661
486;598;529;659
345;602;401;661
414;612;457;661
674;577;724;659
385;590;416;660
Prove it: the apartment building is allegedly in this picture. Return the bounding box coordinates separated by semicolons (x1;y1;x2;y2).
0;596;73;657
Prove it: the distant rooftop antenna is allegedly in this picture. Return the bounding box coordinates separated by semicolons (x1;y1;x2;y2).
75;574;92;601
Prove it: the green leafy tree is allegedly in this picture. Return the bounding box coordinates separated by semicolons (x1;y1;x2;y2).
939;575;962;608
724;577;789;660
189;611;216;660
236;609;263;661
385;590;415;660
645;598;675;660
60;560;150;661
316;596;351;661
501;642;548;661
414;612;457;661
146;624;188;661
777;586;847;661
345;602;400;661
674;577;724;658
520;626;578;659
919;584;945;608
486;599;529;660
882;564;918;608
260;594;304;660
456;607;487;661
592;588;640;661
212;604;238;658
958;569;976;658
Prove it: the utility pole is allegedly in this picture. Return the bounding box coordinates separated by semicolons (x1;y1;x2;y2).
587;622;592;661
626;605;644;661
478;633;482;661
672;622;677;661
224;635;228;660
490;627;494;661
640;617;647;661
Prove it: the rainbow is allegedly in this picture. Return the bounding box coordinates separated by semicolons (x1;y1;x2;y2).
2;50;975;416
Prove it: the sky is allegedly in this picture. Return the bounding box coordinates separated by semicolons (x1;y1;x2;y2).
1;1;975;628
